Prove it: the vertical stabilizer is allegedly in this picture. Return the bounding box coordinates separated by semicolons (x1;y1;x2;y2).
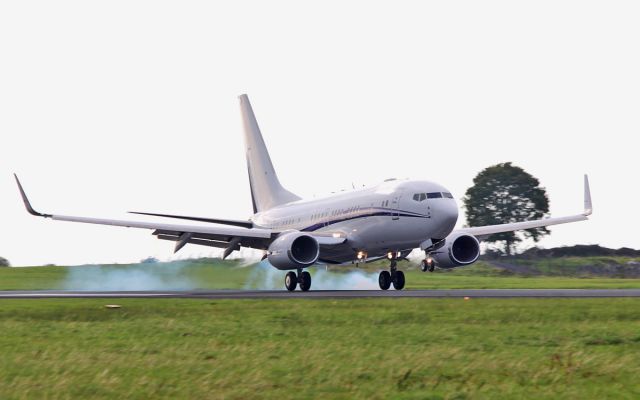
239;94;300;212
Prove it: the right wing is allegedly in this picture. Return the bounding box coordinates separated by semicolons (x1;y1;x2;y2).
14;174;348;257
457;175;592;239
14;174;273;255
128;211;253;229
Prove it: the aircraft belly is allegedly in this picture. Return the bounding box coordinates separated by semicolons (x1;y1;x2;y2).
315;216;429;263
318;243;358;264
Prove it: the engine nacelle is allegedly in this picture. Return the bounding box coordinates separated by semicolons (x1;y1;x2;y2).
267;231;320;270
431;233;480;269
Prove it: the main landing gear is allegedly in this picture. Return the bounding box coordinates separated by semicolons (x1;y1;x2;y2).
285;269;311;292
378;259;405;290
420;257;435;272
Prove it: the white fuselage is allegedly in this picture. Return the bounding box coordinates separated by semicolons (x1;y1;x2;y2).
251;179;459;264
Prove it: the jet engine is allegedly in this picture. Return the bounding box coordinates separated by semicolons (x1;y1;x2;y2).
431;233;480;268
267;231;320;270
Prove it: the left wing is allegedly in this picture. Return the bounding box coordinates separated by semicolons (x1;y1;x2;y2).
456;175;592;239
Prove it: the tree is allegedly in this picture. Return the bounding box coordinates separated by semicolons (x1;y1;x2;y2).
0;257;10;267
463;162;550;255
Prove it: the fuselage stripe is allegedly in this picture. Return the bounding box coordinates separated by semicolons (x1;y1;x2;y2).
299;210;429;232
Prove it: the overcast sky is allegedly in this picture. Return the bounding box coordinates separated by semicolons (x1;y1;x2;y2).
1;1;638;266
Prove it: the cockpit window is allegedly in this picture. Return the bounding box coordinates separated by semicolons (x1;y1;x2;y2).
415;192;454;200
413;193;427;202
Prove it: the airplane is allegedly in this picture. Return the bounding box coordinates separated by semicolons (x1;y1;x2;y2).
14;94;593;291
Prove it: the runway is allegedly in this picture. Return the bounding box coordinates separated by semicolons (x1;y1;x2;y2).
1;289;640;299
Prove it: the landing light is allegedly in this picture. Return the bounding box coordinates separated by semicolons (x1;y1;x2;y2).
357;251;367;260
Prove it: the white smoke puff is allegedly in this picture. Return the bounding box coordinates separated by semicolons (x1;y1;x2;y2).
63;262;196;291
243;260;282;289
406;248;426;265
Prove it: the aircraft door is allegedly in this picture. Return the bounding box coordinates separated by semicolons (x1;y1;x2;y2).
391;192;403;221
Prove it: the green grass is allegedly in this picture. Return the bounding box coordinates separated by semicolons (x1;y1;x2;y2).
1;298;639;399
408;274;640;289
0;265;69;290
504;256;640;277
3;258;640;290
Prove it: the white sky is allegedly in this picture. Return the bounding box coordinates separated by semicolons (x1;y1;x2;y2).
1;1;638;266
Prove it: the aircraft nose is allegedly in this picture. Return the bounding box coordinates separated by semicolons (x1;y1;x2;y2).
432;196;459;237
444;199;459;227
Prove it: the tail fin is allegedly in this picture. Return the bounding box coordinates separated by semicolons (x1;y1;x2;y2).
239;94;300;212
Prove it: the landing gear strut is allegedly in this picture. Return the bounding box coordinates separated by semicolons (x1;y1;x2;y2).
378;257;406;290
284;269;312;292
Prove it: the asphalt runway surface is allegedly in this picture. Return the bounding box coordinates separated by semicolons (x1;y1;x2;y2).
1;289;640;299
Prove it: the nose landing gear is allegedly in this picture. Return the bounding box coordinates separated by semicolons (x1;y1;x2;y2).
285;269;312;292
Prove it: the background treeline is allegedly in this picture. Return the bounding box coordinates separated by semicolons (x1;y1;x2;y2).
483;245;640;259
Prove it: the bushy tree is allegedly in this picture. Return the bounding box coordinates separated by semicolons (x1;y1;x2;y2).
464;162;550;255
0;257;10;267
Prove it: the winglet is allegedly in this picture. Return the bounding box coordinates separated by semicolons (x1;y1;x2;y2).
583;174;592;216
13;174;51;218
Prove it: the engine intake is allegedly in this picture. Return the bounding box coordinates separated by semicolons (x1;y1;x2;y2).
431;233;480;268
267;231;320;270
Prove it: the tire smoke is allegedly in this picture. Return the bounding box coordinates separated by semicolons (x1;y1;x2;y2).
63;262;196;291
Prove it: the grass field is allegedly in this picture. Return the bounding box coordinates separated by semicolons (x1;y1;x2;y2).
2;259;640;398
1;298;639;399
2;258;640;291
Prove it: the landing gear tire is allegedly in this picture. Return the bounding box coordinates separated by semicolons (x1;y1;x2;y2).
379;270;391;290
285;271;297;291
392;270;405;290
299;271;312;292
420;259;435;272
